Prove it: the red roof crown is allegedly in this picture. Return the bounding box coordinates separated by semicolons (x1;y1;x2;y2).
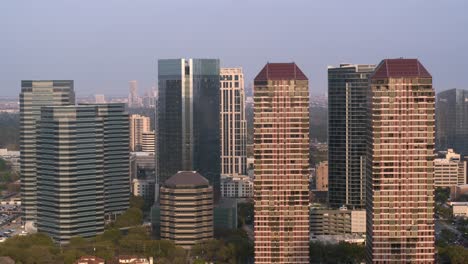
254;63;308;81
372;58;431;79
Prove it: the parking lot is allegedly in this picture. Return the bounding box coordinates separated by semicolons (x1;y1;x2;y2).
0;205;24;242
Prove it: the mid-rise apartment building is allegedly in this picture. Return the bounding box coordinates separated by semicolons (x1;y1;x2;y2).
434;149;467;187
220;174;253;198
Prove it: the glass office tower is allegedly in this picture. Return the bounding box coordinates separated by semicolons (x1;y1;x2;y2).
19;80;75;229
95;103;130;219
157;59;221;199
436;88;468;155
328;64;375;209
36;105;105;244
36;103;129;243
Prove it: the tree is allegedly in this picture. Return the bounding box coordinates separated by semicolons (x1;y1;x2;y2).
309;242;365;264
62;249;86;264
435;187;450;204
192;239;236;264
238;201;254;226
130;195;145;210
113;207;143;228
438;245;468;264
0;113;19;150
96;228;122;243
0;233;60;264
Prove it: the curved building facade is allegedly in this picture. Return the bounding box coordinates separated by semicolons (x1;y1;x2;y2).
159;171;213;249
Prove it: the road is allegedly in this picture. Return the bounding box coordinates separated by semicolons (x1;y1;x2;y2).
435;219;468;247
242;224;254;241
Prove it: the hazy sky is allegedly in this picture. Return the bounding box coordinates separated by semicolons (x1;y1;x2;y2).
2;0;468;98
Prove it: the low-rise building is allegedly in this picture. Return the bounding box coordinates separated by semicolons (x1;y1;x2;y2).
73;256;105;264
129;152;155;180
220;174;253;198
450;202;468;217
434;149;467;187
310;207;365;236
112;256;153;264
214;198;238;232
132;178;156;205
450;184;468;201
310;234;365;245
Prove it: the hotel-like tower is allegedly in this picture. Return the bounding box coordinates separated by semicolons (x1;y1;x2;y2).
20;80;75;229
220;67;247;176
366;59;435;263
254;63;310;263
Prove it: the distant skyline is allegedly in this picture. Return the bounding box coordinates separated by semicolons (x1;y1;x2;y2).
2;0;468;97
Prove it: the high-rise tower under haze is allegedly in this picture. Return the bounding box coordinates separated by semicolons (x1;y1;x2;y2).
128;80;142;108
20;80;75;230
328;64;375;209
220;67;247;176
253;63;310;263
157;58;221;199
436;88;468;156
366;59;435;263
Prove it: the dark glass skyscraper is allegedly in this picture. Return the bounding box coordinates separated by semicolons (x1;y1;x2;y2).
157;59;221;199
20;80;75;229
436;88;468;155
328;64;375;209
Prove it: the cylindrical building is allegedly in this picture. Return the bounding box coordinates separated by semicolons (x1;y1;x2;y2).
159;171;213;249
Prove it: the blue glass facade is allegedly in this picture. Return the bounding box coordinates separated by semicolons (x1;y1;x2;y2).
157;59;221;199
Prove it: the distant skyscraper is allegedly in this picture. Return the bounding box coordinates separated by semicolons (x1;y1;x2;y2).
366;59;435;263
220;67;247;176
253;63;310;263
436;88;468;155
20;80;75;228
129;114;151;151
157;59;221;199
142;89;157;108
159;171;213;249
36;105;105;243
94;94;106;104
328;64;375;209
128;80;142;108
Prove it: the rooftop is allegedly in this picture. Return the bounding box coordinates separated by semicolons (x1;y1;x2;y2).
254;62;308;81
164;171;209;187
372;58;431;79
